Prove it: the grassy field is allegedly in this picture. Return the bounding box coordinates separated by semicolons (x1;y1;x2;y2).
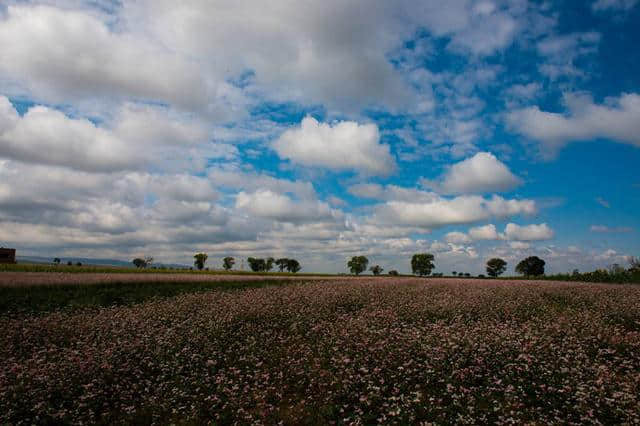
1;277;639;424
0;262;338;276
0;278;295;316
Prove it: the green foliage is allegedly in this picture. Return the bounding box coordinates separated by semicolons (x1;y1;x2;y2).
53;258;61;265
132;258;149;269
369;265;383;275
411;253;434;276
486;258;507;277
265;257;275;272
515;256;545;277
223;257;235;271
286;259;301;273
247;257;266;272
193;253;208;270
0;279;294;316
541;268;640;284
275;258;289;272
348;256;368;275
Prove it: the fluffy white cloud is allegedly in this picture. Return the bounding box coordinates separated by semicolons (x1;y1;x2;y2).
0;97;227;172
445;231;472;244
444;222;554;243
422;152;522;194
272;116;395;176
509;241;531;249
504;223;554;241
468;224;500;240
347;184;438;203
372;195;536;229
536;32;600;79
0;97;132;171
0;5;208;110
235;190;341;223
507;92;640;155
208;167;317;201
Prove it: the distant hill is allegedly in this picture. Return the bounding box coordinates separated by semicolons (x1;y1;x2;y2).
16;255;188;269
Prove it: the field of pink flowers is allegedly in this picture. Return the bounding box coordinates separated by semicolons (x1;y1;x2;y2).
1;278;639;424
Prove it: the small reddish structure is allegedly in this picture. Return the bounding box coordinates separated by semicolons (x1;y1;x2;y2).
0;248;16;264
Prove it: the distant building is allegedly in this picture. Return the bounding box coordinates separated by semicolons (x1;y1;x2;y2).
0;248;16;264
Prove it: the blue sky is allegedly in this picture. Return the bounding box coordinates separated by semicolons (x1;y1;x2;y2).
0;0;638;274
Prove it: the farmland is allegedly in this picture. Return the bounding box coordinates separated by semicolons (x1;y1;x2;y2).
1;277;640;424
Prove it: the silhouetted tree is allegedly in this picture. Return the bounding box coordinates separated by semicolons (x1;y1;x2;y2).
265;257;275;272
53;257;60;265
286;259;301;273
370;265;384;275
411;253;435;276
486;258;507;278
133;258;146;268
348;256;368;275
247;257;266;272
515;256;545;277
193;253;208;270
223;256;235;271
388;270;399;276
275;258;289;272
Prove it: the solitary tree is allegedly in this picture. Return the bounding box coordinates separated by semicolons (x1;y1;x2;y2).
194;253;208;270
370;265;384;275
286;259;301;273
515;256;545;277
275;258;289;272
452;271;457;276
411;253;435;276
53;257;61;265
133;258;147;268
486;258;507;278
348;256;369;275
388;270;399;276
223;256;235;271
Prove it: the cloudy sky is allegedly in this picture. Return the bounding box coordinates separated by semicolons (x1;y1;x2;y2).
1;0;639;274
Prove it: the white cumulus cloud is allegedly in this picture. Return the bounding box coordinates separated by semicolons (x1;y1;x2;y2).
272;116;395;176
504;223;554;241
422;152;522;194
235;189;341;224
507;92;640;156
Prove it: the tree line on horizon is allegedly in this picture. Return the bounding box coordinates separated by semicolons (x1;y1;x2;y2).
123;252;640;283
346;254;549;278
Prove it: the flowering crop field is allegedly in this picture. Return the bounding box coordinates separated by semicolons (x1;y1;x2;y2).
1;278;639;424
